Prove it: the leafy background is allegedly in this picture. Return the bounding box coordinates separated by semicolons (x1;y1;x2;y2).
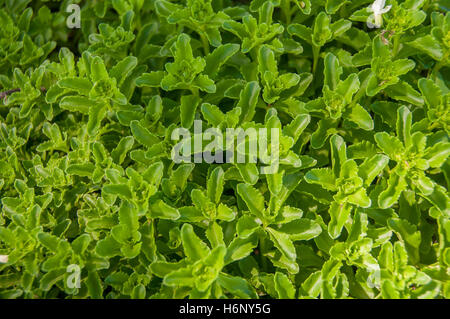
0;0;449;299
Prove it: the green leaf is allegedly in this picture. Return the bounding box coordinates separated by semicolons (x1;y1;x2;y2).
207;167;224;204
204;44;240;78
37;232;60;252
324;53;342;91
278;219;322;241
347;104;374;131
375;132;404;159
58;78;92;95
312;12;332;47
237;215;260;238
136;71;165;87
111;136;134;165
236;163;259;185
149;200;180;220
86;271;103;299
181;224;210;261
408;35;443;61
266;227;297;261
283;114;310;144
163;267;195;287
87;103;107;136
274;272;296;299
237;183;265;216
424;142;450;168
96;236;122;258
328;202;352;239
330;134;347;177
418;78;441;109
39;268;66;291
396;105;413;149
110;56;138;85
385;82;424;106
130;120;160;148
103;184;132;199
66;163;96;177
217;273;258;299
304;168;337;191
287;24;312;44
60;96;92;114
238;81;260;124
225;235;258;264
388;218;421;264
180;94;201;129
378;173;408;209
358;154;389;186
206;222;224;248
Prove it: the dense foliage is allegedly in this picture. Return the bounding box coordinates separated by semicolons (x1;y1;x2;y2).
0;0;449;299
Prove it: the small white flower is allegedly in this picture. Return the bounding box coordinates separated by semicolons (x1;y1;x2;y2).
367;0;392;29
0;255;8;263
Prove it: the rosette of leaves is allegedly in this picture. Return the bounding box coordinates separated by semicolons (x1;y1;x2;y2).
0;10;56;73
223;2;284;54
409;11;450;71
302;211;383;299
87;21;136;61
36;232;109;298
149;223;258;298
365;35;419;101
168;42;240;128
95;200;144;260
0;208;110;298
0;11;26;72
136;33;216;94
418;78;449;134
288;11;351;72
2;67;46;119
350;0;426;41
374;105;450;211
155;0;229;52
0;180;73;297
222;108;314;186
160;163;195;205
179;167;237;227
306;53;373;149
236;171;322;274
304;135;389;238
200;103;242;131
257;45;301;104
46;50;137;136
101;161;182;221
377;241;439;299
383;0;426;35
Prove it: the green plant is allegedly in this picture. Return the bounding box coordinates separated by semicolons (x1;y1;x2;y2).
0;0;449;299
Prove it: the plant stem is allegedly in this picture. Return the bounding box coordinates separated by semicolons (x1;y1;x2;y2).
190;87;199;97
428;121;441;131
199;32;210;55
392;34;400;57
312;45;321;74
0;88;20;99
281;0;291;25
259;233;269;272
433;61;444;75
0;87;46;100
352;73;371;105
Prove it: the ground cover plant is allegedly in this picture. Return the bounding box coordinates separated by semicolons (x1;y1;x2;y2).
0;0;449;299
